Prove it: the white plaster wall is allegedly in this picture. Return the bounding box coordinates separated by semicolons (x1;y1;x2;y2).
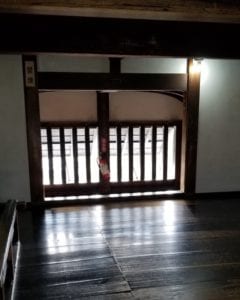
0;55;31;203
40;91;97;121
38;55;186;74
38;54;109;73
122;58;187;73
196;59;240;192
109;91;184;121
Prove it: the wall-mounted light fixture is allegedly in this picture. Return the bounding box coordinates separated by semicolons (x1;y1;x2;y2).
190;58;203;74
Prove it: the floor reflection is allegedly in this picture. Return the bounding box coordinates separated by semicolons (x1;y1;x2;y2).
162;200;176;233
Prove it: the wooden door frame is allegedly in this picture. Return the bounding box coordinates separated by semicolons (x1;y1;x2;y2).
184;58;201;195
22;55;44;202
23;56;200;202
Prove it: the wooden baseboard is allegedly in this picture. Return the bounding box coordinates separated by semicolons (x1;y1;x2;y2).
24;190;240;210
26;192;184;209
191;191;240;200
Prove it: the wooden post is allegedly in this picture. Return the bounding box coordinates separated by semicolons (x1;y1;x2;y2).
109;58;121;74
152;126;157;181
59;128;66;184
117;126;122;182
184;58;201;195
22;55;44;202
140;126;145;181
163;125;168;181
85;127;91;183
46;127;53;185
97;92;110;192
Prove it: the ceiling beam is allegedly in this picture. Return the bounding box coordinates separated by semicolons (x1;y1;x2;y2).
38;72;187;91
0;13;240;58
0;1;239;23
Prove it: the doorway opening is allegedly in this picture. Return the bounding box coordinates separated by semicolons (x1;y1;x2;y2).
35;55;187;201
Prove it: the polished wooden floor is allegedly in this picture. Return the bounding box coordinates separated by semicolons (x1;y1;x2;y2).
14;199;240;299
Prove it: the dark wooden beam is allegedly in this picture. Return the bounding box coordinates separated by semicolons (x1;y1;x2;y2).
59;128;66;184
184;59;201;195
163;126;168;181
38;72;187;91
46;127;54;184
41;120;181;127
152;90;185;102
117;126;122;182
140;126;145;181
128;126;133;182
72;127;79;184
85;127;91;183
44;180;179;197
175;122;182;186
22;55;44;202
1;14;240;58
152;126;157;181
109;58;121;74
0;1;240;24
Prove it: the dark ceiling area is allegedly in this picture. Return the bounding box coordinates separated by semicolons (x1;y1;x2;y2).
0;13;240;58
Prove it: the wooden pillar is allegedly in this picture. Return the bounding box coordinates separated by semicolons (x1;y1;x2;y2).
109;57;121;74
22;55;44;202
97;92;110;191
184;58;201;195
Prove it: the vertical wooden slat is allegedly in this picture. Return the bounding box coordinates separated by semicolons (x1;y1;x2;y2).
163;125;168;181
185;58;201;194
59;127;66;184
152;126;157;181
117;126;122;182
46;128;53;185
128;126;133;182
140;126;145;181
175;123;182;186
72;127;79;184
85;127;91;183
22;55;43;202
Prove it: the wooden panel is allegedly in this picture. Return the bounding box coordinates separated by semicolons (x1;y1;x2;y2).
1;14;240;58
22;55;43;202
38;72;187;91
184;59;201;194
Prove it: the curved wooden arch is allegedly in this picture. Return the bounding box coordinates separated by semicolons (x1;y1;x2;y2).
142;90;185;102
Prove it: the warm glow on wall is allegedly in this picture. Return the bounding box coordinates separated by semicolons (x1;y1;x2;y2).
190;58;203;73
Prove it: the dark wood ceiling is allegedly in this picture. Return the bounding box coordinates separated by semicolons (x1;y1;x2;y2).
0;13;239;58
0;0;240;23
